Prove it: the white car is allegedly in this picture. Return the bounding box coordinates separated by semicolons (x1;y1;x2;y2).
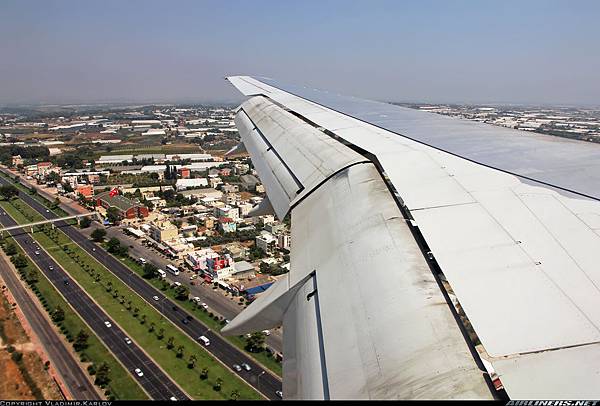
262;330;271;336
124;337;132;345
152;295;159;301
174;281;181;287
45;209;50;213
134;368;144;377
241;363;251;371
169;397;177;401
34;251;40;255
201;303;208;310
104;321;112;328
48;266;54;271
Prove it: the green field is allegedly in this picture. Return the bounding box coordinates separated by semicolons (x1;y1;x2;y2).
0;221;147;400
2;198;262;400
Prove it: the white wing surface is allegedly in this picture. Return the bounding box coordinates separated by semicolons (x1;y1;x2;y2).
223;76;600;399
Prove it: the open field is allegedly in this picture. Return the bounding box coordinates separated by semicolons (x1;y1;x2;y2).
2;198;262;400
0;287;63;400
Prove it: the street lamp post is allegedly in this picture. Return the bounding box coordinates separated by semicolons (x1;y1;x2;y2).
257;370;266;390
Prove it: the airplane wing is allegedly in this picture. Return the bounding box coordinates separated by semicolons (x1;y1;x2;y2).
222;76;600;400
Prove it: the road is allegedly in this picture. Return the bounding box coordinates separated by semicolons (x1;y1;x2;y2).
0;200;188;400
2;176;283;400
93;225;284;353
0;251;100;400
6;169;284;353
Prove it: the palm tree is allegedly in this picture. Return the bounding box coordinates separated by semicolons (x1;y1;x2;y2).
140;314;146;324
106;281;113;292
230;390;240;400
148;322;155;333
157;328;165;339
188;354;197;368
213;377;223;391
167;336;175;349
133;307;139;317
200;368;208;380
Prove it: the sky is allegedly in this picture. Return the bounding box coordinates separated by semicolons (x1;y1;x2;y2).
1;0;599;106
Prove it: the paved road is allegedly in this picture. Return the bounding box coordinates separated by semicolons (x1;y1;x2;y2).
4;179;283;400
0;197;188;400
0;252;100;400
95;225;284;352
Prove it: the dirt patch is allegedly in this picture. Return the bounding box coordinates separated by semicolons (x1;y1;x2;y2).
0;288;62;400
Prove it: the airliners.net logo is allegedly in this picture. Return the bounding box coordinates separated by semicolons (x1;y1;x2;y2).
507;401;600;406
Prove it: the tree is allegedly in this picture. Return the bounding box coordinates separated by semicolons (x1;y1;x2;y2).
148;322;155;333
106;237;121;253
0;184;18;200
140;314;146;324
167;336;175;349
230;390;240;400
4;242;17;256
188;354;197;368
142;263;158;279
213;377;223;391
157;328;165;339
106;207;121;224
176;345;184;358
244;332;266;353
73;329;89;352
91;228;106;242
79;216;91;228
95;362;111;386
51;306;65;322
174;284;190;301
11;254;28;269
200;368;209;380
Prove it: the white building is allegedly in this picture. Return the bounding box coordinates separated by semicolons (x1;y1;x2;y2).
176;178;209;191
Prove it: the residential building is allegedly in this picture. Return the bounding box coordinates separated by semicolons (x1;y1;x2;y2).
76;185;94;200
149;220;179;242
219;217;237;233
256;231;277;254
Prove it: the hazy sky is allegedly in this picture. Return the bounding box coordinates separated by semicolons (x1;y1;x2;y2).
1;0;599;105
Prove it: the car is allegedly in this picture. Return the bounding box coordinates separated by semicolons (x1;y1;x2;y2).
134;368;144;377
92;248;96;252
172;306;179;311
182;318;189;324
174;281;182;287
241;363;251;371
63;280;69;285
275;390;283;398
201;303;208;310
190;274;198;280
48;266;54;271
124;337;132;345
45;209;49;213
169;397;177;401
104;321;112;328
262;329;271;336
225;319;230;324
152;295;159;301
34;251;40;255
232;364;242;372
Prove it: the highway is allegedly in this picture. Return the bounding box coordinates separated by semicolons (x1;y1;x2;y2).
0;200;189;400
2;176;283;400
0;251;100;400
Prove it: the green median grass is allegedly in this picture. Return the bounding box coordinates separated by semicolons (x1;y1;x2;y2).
0;215;147;400
116;254;283;377
4;199;262;400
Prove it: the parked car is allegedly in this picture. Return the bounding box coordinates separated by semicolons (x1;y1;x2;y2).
275;390;283;398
